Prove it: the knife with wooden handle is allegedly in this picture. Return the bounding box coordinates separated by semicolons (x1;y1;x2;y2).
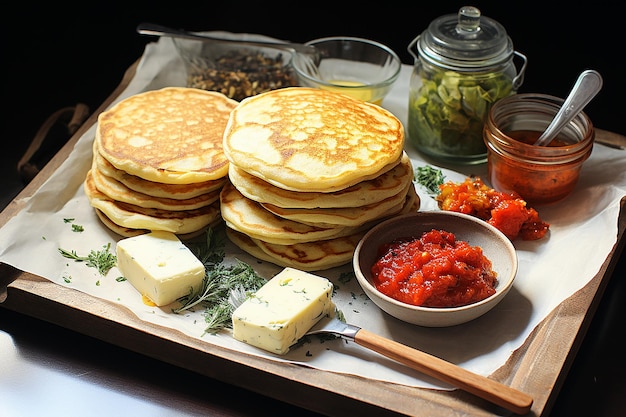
307;316;533;415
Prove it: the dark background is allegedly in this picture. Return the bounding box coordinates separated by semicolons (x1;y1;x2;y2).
5;1;624;147
5;1;624;204
2;1;625;416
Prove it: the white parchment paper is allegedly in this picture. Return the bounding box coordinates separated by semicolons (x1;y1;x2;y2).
1;36;625;391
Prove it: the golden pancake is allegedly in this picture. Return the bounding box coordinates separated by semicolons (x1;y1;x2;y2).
96;87;237;185
224;185;420;270
94;209;216;241
260;181;413;227
226;228;364;272
404;184;421;212
221;171;420;243
94;149;225;199
95;208;148;238
220;181;355;245
85;170;221;235
229;152;413;209
223;87;405;192
91;166;220;211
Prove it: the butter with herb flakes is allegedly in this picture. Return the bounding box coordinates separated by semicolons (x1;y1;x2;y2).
116;231;205;306
232;267;335;355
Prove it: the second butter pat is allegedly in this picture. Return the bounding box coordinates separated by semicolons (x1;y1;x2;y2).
232;267;335;355
116;231;205;306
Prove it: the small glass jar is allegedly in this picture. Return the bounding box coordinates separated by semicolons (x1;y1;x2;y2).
484;93;594;205
407;6;527;165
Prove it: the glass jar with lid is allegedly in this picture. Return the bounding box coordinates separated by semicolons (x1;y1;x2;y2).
407;6;527;165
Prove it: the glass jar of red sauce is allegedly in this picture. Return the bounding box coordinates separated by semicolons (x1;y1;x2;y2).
483;93;594;205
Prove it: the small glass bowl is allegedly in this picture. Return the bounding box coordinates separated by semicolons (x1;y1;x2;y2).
172;36;299;102
292;36;402;105
484;93;594;205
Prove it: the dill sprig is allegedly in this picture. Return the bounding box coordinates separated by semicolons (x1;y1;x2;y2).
414;165;446;196
175;228;266;334
59;242;117;276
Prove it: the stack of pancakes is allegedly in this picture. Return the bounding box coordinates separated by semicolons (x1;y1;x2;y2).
221;87;420;271
85;87;238;239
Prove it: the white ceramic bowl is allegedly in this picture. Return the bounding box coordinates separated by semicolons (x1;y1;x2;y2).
292;36;402;105
353;211;518;327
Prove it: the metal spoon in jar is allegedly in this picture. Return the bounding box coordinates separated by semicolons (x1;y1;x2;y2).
533;69;603;146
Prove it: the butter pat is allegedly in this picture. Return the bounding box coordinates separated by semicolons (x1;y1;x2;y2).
116;231;205;306
232;267;335;355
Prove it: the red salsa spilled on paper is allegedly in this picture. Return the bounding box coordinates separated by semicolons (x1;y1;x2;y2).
436;176;549;241
371;229;498;308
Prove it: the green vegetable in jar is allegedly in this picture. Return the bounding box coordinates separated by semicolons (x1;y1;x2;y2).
408;68;514;160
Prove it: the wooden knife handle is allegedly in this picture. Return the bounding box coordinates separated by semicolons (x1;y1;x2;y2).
354;328;533;415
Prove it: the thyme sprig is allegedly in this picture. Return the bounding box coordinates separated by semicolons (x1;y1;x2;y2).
414;165;446;196
175;228;266;334
59;243;117;276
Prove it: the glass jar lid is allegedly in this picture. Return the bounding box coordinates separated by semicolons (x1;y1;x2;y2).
417;6;514;71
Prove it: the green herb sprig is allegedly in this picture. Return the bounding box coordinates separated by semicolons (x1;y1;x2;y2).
63;218;84;232
175;228;266;334
414;165;446;196
184;227;226;268
59;242;116;276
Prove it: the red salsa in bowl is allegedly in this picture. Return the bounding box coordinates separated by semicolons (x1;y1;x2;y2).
371;229;498;308
353;211;517;327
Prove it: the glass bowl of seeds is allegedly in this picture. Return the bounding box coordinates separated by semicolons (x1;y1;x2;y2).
173;33;299;102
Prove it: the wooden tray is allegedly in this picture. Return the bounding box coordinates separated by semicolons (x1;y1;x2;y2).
1;60;625;416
